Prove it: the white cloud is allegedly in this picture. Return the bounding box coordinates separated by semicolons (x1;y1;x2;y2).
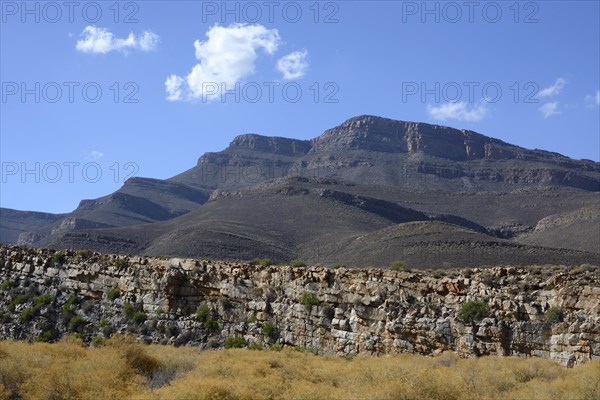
76;26;159;54
539;101;560;118
426;101;488;122
85;150;104;160
537;78;566;98
276;50;309;80
139;31;160;51
166;23;281;102
585;90;600;107
165;75;185;101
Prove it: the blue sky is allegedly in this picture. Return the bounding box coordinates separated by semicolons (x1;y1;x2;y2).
1;0;599;213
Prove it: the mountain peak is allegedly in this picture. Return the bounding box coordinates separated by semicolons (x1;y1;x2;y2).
339;114;401;126
228;133;311;156
200;115;590;168
333;115;413;136
310;114;512;160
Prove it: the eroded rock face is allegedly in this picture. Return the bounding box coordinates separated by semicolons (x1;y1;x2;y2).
0;245;598;366
311;115;508;160
16;232;41;246
228;134;311;156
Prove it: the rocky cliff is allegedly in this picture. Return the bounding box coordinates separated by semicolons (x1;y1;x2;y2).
228;134;311;156
0;245;598;366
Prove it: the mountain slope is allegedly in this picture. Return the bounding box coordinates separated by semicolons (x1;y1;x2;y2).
2;115;599;267
516;205;600;253
0;208;67;244
43;176;600;267
29;177;210;246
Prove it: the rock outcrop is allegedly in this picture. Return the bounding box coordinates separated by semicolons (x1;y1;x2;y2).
0;245;598;366
228;134;312;156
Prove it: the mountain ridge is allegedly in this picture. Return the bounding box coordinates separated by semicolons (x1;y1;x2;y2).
2;115;598;266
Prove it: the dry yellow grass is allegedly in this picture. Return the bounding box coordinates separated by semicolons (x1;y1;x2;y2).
0;337;598;400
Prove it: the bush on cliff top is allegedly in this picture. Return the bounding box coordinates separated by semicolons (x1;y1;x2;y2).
290;259;307;268
389;260;405;271
76;249;94;261
252;258;272;267
51;251;67;265
113;258;128;268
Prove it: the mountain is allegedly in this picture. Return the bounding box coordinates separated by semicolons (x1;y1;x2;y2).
517;205;600;253
0;208;67;244
2;115;599;267
8;177;211;247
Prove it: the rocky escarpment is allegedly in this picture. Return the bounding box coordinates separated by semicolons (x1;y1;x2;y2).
310;115;501;158
228;134;312;156
311;115;595;166
0;245;598;367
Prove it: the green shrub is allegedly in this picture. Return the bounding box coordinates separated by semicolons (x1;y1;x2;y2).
106;288;121;300
545;307;564;325
248;343;264;351
123;303;135;318
225;336;245;349
204;317;219;333
0;280;14;290
252;258;272;267
18;307;34;323
263;322;277;339
91;336;105;347
35;331;54;342
196;304;210;322
389;260;405;271
290;259;307;268
51;251;67;265
573;263;596;274
132;312;147;323
76;249;94;260
97;318;109;328
269;343;283;351
69;315;87;331
329;264;345;269
62;294;79;313
457;300;490;323
300;292;319;311
113;259;128;268
157;255;169;260
8;294;29;311
34;294;53;305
